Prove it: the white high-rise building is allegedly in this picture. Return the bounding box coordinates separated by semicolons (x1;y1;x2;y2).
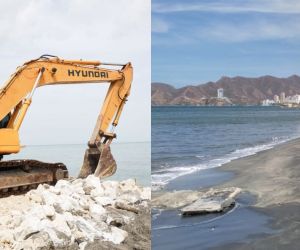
217;88;224;98
274;95;279;103
280;92;285;103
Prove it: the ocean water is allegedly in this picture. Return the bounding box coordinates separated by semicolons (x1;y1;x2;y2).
152;106;300;190
5;142;150;186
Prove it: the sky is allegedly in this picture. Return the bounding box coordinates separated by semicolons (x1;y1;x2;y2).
0;0;150;145
152;0;300;87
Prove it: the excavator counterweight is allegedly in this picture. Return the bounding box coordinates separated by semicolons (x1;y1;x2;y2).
0;55;132;195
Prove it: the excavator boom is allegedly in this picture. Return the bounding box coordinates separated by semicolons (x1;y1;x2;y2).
0;55;133;195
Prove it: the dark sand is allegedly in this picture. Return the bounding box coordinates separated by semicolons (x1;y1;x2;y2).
153;138;300;249
165;168;234;191
212;137;300;249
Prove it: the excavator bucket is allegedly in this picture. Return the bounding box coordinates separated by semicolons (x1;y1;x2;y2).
78;144;117;179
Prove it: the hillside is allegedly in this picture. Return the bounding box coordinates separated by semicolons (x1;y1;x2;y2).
152;75;300;106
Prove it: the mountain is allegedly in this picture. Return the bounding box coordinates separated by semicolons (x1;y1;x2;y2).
152;75;300;106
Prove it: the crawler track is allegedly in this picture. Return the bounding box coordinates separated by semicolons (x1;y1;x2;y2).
0;159;69;197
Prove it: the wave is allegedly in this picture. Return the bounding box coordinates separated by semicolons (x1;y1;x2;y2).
152;136;296;191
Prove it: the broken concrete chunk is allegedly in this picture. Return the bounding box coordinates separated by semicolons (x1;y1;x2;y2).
93;196;114;206
83;175;102;195
0;230;14;245
118;190;141;204
26;190;43;204
15;231;52;250
42;205;55;218
152;190;202;209
115;202;139;214
103;226;128;245
181;187;241;216
89;204;107;222
141;187;151;200
119;179;137;192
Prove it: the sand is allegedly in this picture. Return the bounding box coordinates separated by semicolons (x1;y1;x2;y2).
219;138;300;207
211;137;300;249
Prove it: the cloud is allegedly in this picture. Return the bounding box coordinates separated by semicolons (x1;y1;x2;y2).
153;0;300;14
152;0;300;43
0;0;150;144
153;17;300;44
198;18;300;42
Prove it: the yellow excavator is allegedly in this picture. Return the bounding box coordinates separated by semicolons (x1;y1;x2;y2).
0;55;132;195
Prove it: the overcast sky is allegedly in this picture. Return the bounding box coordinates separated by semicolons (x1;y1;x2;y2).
152;0;300;86
0;0;150;145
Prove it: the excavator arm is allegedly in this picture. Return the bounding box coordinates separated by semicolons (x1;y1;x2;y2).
0;55;133;190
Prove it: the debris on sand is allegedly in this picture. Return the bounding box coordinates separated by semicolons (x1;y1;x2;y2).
152;187;241;216
152;190;202;209
181;187;241;216
0;176;151;250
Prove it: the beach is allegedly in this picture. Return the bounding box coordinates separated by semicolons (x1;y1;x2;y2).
213;137;300;249
152;106;300;249
152;137;300;249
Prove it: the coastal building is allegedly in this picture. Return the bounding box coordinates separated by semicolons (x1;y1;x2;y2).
285;94;300;104
294;95;300;104
264;93;300;107
262;99;275;106
274;95;279;103
217;88;224;98
280;92;286;103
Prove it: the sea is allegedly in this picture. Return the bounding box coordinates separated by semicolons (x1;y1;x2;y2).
152;106;300;190
5;142;150;186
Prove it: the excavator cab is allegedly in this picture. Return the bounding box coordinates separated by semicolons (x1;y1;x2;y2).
0;113;10;128
0;114;20;155
0;129;20;154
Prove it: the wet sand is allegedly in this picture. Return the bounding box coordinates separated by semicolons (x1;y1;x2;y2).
213;137;300;249
219;137;300;206
153;137;300;249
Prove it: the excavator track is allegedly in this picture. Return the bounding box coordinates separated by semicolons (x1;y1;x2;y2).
0;159;69;197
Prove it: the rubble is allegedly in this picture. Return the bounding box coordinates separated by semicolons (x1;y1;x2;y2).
0;176;151;250
152;187;241;216
181;187;241;216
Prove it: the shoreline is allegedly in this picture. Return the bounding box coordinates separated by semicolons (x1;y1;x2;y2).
212;137;300;249
218;136;300;207
153;134;297;192
152;136;300;249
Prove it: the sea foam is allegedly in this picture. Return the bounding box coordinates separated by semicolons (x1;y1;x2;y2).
152;136;296;191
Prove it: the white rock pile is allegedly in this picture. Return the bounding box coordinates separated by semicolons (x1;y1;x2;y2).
0;176;151;250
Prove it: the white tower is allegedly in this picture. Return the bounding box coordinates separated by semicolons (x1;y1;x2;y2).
217;88;224;98
274;95;279;103
280;92;285;103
